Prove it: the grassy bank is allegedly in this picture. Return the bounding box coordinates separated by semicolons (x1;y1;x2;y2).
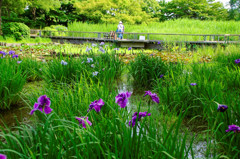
68;19;240;34
0;36;52;44
67;19;240;41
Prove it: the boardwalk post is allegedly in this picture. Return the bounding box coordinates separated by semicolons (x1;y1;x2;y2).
98;33;101;38
39;30;41;37
224;34;230;43
147;34;149;40
204;36;206;41
134;34;137;40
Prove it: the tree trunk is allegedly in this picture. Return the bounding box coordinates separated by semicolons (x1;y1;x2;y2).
0;0;2;35
32;7;36;21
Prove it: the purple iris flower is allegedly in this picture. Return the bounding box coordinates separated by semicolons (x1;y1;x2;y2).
190;83;197;86
88;99;105;112
159;74;164;78
217;104;228;112
226;125;240;133
0;51;6;58
87;58;93;63
157;41;161;44
30;95;52;115
144;91;159;104
9;50;15;55
114;48;119;51
92;71;99;76
0;154;7;159
235;59;240;64
76;117;92;129
99;47;105;53
86;46;92;52
100;42;105;46
128;47;132;51
61;60;68;65
0;51;6;55
129;112;151;127
115;92;132;108
12;54;19;58
17;61;22;64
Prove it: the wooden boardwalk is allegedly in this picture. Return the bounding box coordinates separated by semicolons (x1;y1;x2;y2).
30;29;240;48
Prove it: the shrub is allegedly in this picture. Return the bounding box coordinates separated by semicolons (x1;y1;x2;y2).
2;22;30;40
42;25;68;37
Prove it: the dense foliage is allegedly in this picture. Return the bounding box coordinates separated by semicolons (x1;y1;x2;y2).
42;25;68;36
2;22;30;40
0;0;238;29
159;0;228;21
229;0;240;20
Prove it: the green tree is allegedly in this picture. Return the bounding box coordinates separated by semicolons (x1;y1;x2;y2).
160;0;227;20
45;2;80;26
26;0;63;21
0;0;27;34
208;1;228;20
229;0;240;20
74;0;158;24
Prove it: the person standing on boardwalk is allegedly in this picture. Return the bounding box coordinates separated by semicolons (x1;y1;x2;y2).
117;21;124;40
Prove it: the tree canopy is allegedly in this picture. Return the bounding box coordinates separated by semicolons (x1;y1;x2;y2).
0;0;237;30
74;0;159;24
229;0;240;20
159;0;227;21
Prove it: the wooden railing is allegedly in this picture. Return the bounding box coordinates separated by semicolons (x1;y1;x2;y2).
30;29;240;43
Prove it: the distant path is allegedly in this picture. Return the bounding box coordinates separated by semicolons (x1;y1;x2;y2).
30;29;240;48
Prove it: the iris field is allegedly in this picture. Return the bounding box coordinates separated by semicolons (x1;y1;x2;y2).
0;43;240;159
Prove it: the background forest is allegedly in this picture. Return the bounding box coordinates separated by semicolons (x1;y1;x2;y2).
1;0;240;29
